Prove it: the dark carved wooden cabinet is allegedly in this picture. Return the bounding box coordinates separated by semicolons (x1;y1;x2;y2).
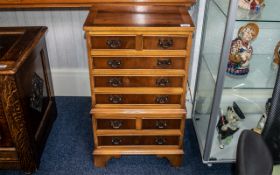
84;5;195;167
0;27;57;173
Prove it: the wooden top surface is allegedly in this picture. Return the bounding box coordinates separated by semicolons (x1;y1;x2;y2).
84;5;194;30
0;0;196;8
0;27;47;74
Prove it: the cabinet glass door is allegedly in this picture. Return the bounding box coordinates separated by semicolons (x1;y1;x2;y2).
192;0;230;159
193;0;280;163
209;0;280;161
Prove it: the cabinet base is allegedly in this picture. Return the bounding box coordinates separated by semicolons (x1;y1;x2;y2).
93;147;183;167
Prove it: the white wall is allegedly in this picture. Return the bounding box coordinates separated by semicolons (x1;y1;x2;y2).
0;9;91;96
0;8;202;98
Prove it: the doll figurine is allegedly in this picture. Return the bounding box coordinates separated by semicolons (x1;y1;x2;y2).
217;102;245;149
272;41;280;69
239;0;264;12
226;23;259;76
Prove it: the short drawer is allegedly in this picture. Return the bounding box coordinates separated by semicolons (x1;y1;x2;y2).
95;94;181;104
92;57;185;69
96;119;136;129
142;136;180;145
98;136;180;146
91;36;135;49
94;76;183;87
143;36;187;50
142;119;181;129
98;136;138;146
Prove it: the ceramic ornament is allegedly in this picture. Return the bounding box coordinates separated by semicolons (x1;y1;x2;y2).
238;0;265;12
227;23;259;76
273;41;280;69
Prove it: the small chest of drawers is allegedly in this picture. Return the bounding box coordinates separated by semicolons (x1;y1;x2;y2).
83;5;195;167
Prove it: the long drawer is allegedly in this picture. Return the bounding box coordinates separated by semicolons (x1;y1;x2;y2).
92;57;186;69
94;76;183;87
90;35;188;50
98;136;180;146
95;94;181;104
96;118;182;130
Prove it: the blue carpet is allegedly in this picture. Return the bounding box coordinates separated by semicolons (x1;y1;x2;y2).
0;97;233;175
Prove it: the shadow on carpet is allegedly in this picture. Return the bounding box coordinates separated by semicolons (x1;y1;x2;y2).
0;97;234;175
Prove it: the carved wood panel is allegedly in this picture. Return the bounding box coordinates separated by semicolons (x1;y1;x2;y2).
0;75;37;173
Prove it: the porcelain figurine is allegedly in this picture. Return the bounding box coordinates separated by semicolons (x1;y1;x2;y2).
273;41;280;69
227;23;259;76
238;0;264;12
253;98;271;134
217;102;245;149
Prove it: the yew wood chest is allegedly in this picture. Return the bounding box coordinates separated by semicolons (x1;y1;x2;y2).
83;5;195;167
0;27;57;173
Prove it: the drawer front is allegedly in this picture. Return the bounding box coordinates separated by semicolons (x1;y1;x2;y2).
96;94;181;104
98;136;138;146
96;119;136;129
94;76;183;87
142;119;181;129
141;136;180;145
0;102;14;147
92;57;185;69
98;136;179;146
91;36;135;49
143;36;187;50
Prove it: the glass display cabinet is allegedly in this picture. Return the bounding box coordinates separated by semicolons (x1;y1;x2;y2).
192;0;280;163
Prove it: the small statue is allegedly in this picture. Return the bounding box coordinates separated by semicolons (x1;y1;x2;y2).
273;41;280;69
253;98;271;134
238;0;265;12
217;102;245;149
227;23;259;76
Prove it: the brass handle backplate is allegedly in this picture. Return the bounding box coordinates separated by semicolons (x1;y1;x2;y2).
155;137;166;145
155;96;169;104
157;59;172;68
108;59;122;68
109;95;123;104
155;120;168;129
158;38;173;49
106;39;122;49
156;78;169;87
109;78;122;87
111;137;122;145
110;120;123;129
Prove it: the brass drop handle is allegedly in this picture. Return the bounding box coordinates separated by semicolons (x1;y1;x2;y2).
108;60;122;68
109;95;123;104
106;39;122;49
158;38;173;49
110;120;123;129
155;96;169;104
112;137;122;145
157;59;172;67
156;120;168;129
156;78;169;87
155;137;166;145
109;78;122;87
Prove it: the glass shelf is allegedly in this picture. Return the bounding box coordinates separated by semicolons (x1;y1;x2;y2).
202;53;278;89
214;0;280;22
210;114;260;160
